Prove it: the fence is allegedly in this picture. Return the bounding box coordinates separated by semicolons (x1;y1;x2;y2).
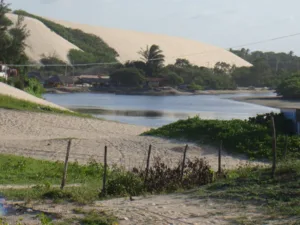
56;138;228;194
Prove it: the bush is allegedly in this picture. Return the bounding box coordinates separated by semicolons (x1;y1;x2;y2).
188;82;203;91
110;68;145;87
106;168;144;196
276;72;300;98
133;157;213;193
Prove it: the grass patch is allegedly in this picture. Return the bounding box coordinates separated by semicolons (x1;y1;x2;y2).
0;182;101;204
0;154;104;185
197;160;300;217
0;94;92;118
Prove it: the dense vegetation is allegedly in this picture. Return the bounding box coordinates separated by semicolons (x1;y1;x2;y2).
231;48;300;88
144;113;298;160
0;1;29;66
13;10;119;64
110;68;145;87
1;75;44;97
276;72;300;98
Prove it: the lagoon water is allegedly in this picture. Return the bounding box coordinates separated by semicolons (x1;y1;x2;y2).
44;92;279;127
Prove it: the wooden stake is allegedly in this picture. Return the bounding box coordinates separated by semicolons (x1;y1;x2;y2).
61;139;72;190
218;140;223;174
271;116;277;178
180;145;188;182
101;146;108;196
144;145;152;186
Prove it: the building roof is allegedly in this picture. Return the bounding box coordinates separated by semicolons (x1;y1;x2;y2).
46;75;74;84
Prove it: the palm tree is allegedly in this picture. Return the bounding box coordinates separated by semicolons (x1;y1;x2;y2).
138;44;165;77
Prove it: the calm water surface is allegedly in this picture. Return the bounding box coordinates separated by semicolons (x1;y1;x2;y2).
44;92;279;127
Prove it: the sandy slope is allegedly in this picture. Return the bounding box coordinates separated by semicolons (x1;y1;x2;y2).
0;108;264;171
6;14;80;63
6;13;251;68
0;82;68;111
53;18;252;67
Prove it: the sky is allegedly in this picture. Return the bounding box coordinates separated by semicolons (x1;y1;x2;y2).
7;0;300;55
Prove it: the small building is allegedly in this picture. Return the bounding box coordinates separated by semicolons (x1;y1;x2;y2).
146;78;168;88
45;75;75;88
0;64;8;80
281;108;300;134
75;75;110;87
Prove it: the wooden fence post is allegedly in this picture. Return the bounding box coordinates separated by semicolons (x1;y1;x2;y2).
101;146;108;196
144;145;152;186
284;135;288;159
218;140;223;174
180;145;188;182
271;116;277;178
61;139;72;190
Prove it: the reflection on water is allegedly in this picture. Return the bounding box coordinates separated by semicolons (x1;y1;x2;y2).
44;92;279;127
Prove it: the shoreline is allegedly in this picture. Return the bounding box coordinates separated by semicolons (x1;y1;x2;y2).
45;87;273;96
231;96;300;109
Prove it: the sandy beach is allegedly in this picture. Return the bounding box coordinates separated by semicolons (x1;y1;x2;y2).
0;109;263;171
232;96;300;109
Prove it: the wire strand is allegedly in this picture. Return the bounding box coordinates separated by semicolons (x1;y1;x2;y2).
5;32;300;67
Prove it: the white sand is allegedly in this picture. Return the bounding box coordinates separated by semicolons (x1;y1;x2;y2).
53;19;251;68
6;13;251;68
0;108;264;171
6;14;80;64
0;82;68;111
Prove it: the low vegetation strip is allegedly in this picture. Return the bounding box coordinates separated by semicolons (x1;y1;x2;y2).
197;160;300;219
0;94;91;118
143;113;300;160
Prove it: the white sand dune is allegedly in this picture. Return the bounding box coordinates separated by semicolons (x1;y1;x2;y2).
0;82;68;111
6;13;251;68
6;14;80;64
53;19;251;67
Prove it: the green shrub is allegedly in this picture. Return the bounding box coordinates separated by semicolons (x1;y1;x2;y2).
276;72;300;98
106;168;144;196
133;157;213;193
80;211;117;225
188;82;203;91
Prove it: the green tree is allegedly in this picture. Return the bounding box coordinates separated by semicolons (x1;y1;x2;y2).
138;44;165;77
40;53;67;75
166;72;184;86
276;73;300;98
174;58;191;68
0;1;29;65
0;0;12;62
110;68;145;87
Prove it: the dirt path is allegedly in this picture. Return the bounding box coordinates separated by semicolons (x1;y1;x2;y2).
3;192;290;225
96;193;263;225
